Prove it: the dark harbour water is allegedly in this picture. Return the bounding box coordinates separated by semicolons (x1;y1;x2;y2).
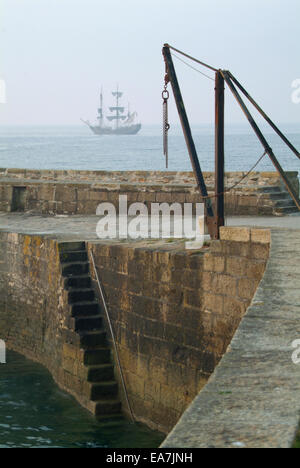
0;351;164;449
1;354;298;449
0;124;299;175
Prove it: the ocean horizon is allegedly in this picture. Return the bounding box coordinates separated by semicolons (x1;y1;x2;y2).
0;123;299;175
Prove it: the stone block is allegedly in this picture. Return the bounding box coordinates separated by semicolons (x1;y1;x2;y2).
203;293;223;314
220;227;251;243
246;260;266;279
63;343;78;360
223;296;246;319
212;255;225;273
250;243;270;260
226;256;247;276
204;253;214;271
237;277;257;300
251;228;271;244
183;289;203;309
212;274;237;296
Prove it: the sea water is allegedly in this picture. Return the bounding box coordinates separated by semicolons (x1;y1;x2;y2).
0;124;299;175
0;351;164;448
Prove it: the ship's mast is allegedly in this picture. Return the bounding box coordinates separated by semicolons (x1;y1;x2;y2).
98;86;104;127
116;84;119;130
107;84;127;129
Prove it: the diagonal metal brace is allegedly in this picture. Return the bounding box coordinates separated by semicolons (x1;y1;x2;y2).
222;70;300;212
228;71;300;161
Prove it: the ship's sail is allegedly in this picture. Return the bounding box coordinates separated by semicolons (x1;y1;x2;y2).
109;106;125;113
124;111;137;124
112;92;123;98
107;115;127;121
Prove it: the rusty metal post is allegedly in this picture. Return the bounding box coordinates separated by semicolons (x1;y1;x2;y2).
162;44;218;239
215;71;225;237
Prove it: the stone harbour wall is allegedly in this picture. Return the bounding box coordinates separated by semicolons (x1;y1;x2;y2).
88;227;270;432
0;169;298;216
0;233;116;415
0;168;298;190
0;228;270;433
0;232;65;369
162;228;300;448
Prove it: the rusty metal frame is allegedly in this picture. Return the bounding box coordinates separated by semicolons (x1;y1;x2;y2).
215;71;225;232
162;44;219;240
162;44;300;240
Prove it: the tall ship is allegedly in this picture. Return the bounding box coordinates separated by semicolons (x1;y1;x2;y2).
82;87;142;135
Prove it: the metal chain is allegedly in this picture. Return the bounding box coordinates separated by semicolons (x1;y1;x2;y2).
162;82;170;169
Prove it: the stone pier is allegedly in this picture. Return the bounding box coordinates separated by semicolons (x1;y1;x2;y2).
0;169;299;216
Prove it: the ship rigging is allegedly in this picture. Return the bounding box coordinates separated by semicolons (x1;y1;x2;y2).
82;87;141;135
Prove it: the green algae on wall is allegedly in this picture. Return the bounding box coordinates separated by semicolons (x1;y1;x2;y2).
293;429;300;448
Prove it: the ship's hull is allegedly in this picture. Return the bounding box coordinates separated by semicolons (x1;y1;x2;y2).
90;124;141;135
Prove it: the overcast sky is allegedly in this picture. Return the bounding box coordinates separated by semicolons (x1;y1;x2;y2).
0;0;299;125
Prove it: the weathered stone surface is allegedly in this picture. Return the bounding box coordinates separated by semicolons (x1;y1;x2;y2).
220;227;251;243
87;230;269;432
0;169;298;216
0;220;271;435
162;228;300;448
0;233;121;419
251;228;271;244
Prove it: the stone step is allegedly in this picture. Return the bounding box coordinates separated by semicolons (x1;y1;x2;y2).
58;242;86;253
64;275;91;290
89;399;122;417
80;330;107;348
58;241;121;416
68;289;95;304
72;302;99;317
262;192;291;201
62;262;89;277
75;315;103;332
60;251;88;264
273;199;297;208
257;186;284;194
261;198;297;209
87;364;115;382
274;206;299;215
83;348;111;365
90;381;118;401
